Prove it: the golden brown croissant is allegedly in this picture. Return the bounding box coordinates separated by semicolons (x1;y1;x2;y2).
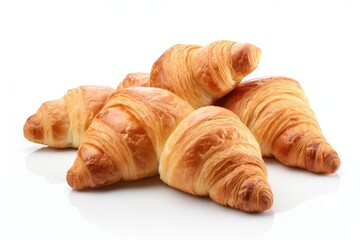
150;40;261;108
67;87;194;190
159;106;273;212
23;85;114;148
117;72;150;90
217;76;341;174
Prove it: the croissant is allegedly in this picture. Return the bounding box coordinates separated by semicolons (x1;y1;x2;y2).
67;87;194;190
117;72;150;89
159;106;273;213
217;76;341;174
150;40;261;108
23;85;114;148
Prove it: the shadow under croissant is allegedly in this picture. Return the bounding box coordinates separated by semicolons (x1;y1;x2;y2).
264;157;341;213
67;179;274;238
26;147;340;214
26;147;76;184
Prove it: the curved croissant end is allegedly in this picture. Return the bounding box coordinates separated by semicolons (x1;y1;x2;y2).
159;106;273;212
117;72;150;90
217;76;340;174
67;87;194;190
24;85;114;148
150;40;261;108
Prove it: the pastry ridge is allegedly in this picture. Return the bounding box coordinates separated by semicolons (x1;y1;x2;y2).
217;76;340;174
159;106;273;212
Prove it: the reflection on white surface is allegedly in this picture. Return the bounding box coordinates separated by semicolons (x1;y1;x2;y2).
25;148;274;238
265;158;341;213
68;177;274;238
26;147;76;184
25;148;340;239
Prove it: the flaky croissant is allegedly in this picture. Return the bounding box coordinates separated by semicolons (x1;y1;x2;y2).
23;85;114;148
117;72;150;89
159;106;273;213
67;87;194;190
150;40;261;108
217;76;341;174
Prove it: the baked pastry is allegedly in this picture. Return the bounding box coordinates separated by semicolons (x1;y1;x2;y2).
67;87;194;190
23;85;114;148
217;76;341;174
150;40;261;108
159;106;273;212
117;72;150;89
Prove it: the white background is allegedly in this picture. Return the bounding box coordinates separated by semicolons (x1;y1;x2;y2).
1;1;359;239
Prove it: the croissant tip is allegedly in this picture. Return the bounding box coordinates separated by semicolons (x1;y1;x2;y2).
258;187;274;212
240;179;273;213
231;43;261;79
23;114;44;143
66;157;91;190
322;151;341;174
66;169;76;189
66;167;82;190
248;44;261;67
